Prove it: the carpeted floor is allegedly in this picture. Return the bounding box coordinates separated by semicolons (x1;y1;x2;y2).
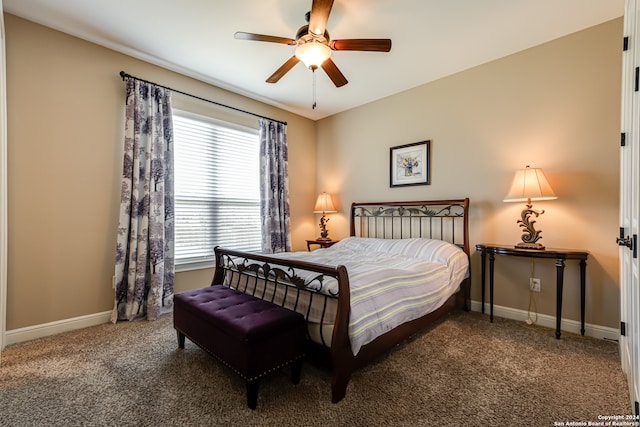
0;311;631;426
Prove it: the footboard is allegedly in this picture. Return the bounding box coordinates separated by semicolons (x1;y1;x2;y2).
212;247;352;356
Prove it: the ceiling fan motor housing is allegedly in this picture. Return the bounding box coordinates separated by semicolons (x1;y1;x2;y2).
296;24;330;45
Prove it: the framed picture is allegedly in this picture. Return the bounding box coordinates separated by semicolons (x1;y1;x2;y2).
390;140;430;187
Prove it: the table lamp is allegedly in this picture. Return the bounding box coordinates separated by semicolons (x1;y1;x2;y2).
503;165;557;250
313;192;337;241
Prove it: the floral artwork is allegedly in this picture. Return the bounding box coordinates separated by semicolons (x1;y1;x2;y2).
390;141;430;187
400;155;420;176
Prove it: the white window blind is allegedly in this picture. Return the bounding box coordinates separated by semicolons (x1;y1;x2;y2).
173;111;261;267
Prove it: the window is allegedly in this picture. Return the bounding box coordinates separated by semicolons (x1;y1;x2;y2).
173;110;261;269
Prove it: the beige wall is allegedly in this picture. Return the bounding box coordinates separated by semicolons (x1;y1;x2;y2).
317;18;623;329
5;14;317;330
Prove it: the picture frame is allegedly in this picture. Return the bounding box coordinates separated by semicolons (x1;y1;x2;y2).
390;140;431;187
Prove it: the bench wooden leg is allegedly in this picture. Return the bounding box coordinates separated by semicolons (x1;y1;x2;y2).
246;380;259;410
291;359;302;385
177;331;185;349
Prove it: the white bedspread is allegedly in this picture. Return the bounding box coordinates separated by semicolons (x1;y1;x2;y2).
270;237;469;355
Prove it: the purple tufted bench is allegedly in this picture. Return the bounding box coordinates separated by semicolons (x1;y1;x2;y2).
173;285;305;409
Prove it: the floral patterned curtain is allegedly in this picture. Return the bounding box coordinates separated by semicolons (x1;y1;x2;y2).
259;119;291;253
112;78;175;322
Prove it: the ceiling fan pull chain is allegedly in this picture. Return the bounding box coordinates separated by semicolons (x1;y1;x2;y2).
312;67;317;109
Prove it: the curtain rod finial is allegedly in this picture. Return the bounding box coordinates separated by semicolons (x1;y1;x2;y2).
119;71;127;81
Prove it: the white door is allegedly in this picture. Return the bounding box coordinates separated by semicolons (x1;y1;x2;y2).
620;0;640;411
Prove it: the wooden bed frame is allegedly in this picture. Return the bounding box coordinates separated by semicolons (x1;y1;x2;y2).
212;198;470;403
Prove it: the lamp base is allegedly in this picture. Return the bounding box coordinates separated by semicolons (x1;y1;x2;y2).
515;242;545;250
514;202;546;250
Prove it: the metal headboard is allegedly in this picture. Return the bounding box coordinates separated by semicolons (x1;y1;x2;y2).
349;199;470;255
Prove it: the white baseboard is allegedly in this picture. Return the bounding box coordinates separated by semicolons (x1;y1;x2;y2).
2;303;620;348
470;300;620;342
4;311;112;347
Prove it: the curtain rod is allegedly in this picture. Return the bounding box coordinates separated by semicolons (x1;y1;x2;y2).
119;71;287;126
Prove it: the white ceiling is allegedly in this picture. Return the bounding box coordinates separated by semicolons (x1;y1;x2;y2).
4;0;625;120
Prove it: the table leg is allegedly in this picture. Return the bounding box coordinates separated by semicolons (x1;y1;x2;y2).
555;258;565;339
480;249;486;314
580;259;586;336
489;251;495;322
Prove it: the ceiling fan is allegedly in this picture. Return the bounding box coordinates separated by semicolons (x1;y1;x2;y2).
234;0;392;88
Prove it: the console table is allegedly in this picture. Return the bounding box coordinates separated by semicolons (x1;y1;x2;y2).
475;244;589;339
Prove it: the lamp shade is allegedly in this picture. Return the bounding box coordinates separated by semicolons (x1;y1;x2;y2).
313;192;337;213
295;42;331;69
503;166;557;202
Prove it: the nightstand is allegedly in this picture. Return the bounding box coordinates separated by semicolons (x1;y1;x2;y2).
306;239;339;251
476;243;588;339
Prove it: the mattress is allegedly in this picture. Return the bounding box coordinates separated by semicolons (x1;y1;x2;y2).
225;237;469;355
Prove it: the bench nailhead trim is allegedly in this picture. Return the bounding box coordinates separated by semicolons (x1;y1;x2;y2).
180;330;304;382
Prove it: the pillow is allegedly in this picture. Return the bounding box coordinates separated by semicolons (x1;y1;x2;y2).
333;237;464;266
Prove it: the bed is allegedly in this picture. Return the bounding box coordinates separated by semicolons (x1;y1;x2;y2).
211;198;470;403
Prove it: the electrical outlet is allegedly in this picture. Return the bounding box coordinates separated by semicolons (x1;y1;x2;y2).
530;278;541;292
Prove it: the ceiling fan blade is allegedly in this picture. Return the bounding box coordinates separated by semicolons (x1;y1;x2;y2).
266;56;301;83
308;0;334;37
234;32;296;45
330;39;392;52
321;58;348;87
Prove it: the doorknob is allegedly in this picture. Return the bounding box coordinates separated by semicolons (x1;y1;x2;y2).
618;227;638;258
618;236;633;249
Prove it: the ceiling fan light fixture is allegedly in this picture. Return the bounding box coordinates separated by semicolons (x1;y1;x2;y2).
295;42;331;69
